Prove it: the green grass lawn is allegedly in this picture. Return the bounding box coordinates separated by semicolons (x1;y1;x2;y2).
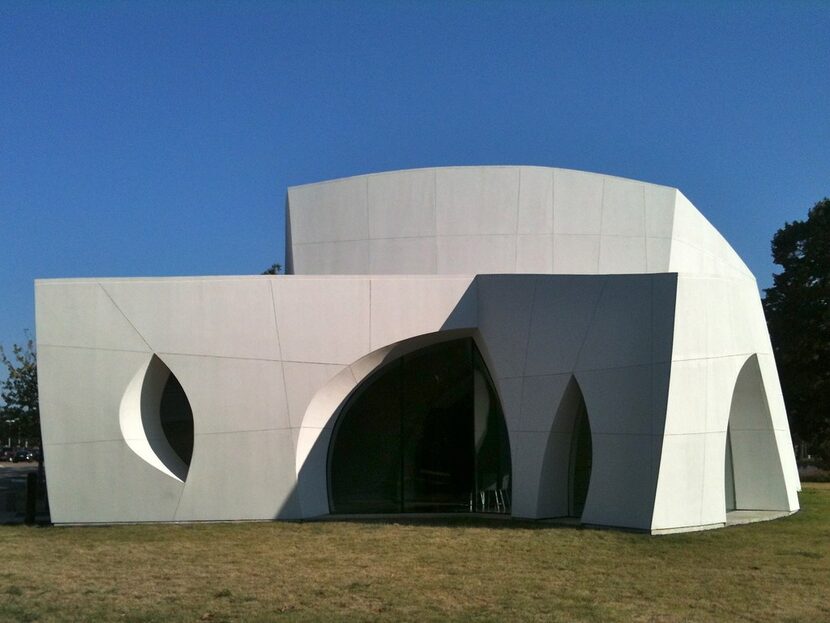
2;484;828;623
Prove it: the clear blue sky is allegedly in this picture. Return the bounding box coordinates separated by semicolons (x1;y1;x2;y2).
1;1;828;356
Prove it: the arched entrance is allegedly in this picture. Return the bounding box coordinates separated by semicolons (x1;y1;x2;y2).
725;355;789;512
327;337;511;514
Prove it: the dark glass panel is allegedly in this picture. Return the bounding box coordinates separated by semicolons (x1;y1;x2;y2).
402;339;473;512
159;373;194;467
328;337;512;515
329;360;402;513
472;346;511;513
569;399;592;518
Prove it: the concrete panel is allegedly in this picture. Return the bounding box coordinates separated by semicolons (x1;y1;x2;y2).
35;281;150;352
102;278;281;361
369;237;437;274
287;176;368;244
369;276;475;348
663;359;708;435
524;276;605;376
728;284;761;356
667;239;705;275
651;362;672;437
516;235;553;273
598;236;647;274
174;428;299;521
536;431;572;518
730;429;790;511
577;276;653;370
704;279;739;358
517;167;554;234
476;275;537;379
601;177;645;237
651;433;706;531
518;373;572;432
368;168;436;239
756;353;791;431
644;184;676;238
163;354;290;435
436;234;516;274
582;433;654;530
579;365;653;435
700;431;729;526
37;346;151;446
553;169;603;235
671;191;708;251
435;167;519;236
671;276;709;361
294;426;332;517
552;234;600;274
273;277;370;364
646;237;672;273
45;440;183;524
705;356;745;433
493;375;523;431
508;430;549;518
299;366;358;430
746;293;776;356
773;427;801;509
651;274;678;363
283;362;346;429
291;240;370;275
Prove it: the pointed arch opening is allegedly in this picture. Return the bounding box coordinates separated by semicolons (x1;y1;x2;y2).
120;355;193;482
725;355;788;512
538;377;592;519
327;337;511;514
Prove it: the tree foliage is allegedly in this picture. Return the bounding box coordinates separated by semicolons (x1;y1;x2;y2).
1;336;40;445
262;263;282;275
763;198;830;463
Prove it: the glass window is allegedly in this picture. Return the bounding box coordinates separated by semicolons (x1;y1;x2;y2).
328;338;511;514
159;373;194;467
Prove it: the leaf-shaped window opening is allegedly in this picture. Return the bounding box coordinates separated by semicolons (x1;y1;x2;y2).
120;356;194;482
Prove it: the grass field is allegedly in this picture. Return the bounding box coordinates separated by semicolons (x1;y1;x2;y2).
2;484;828;623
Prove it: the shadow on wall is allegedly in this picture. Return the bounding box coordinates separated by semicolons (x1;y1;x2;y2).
537;377;592;520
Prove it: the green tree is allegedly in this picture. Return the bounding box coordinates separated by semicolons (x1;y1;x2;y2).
262;263;282;275
1;335;40;446
763;198;830;464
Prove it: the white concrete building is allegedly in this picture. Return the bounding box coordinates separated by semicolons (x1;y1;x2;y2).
36;166;800;532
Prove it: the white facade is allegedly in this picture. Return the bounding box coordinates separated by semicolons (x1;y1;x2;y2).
36;166;800;532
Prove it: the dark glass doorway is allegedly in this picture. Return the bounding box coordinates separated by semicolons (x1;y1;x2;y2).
328;338;511;514
568;397;592;518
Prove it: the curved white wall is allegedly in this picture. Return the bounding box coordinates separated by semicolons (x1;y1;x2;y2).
286;166;753;280
35;166;798;532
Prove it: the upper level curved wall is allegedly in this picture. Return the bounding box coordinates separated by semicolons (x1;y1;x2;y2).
285;166;752;280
